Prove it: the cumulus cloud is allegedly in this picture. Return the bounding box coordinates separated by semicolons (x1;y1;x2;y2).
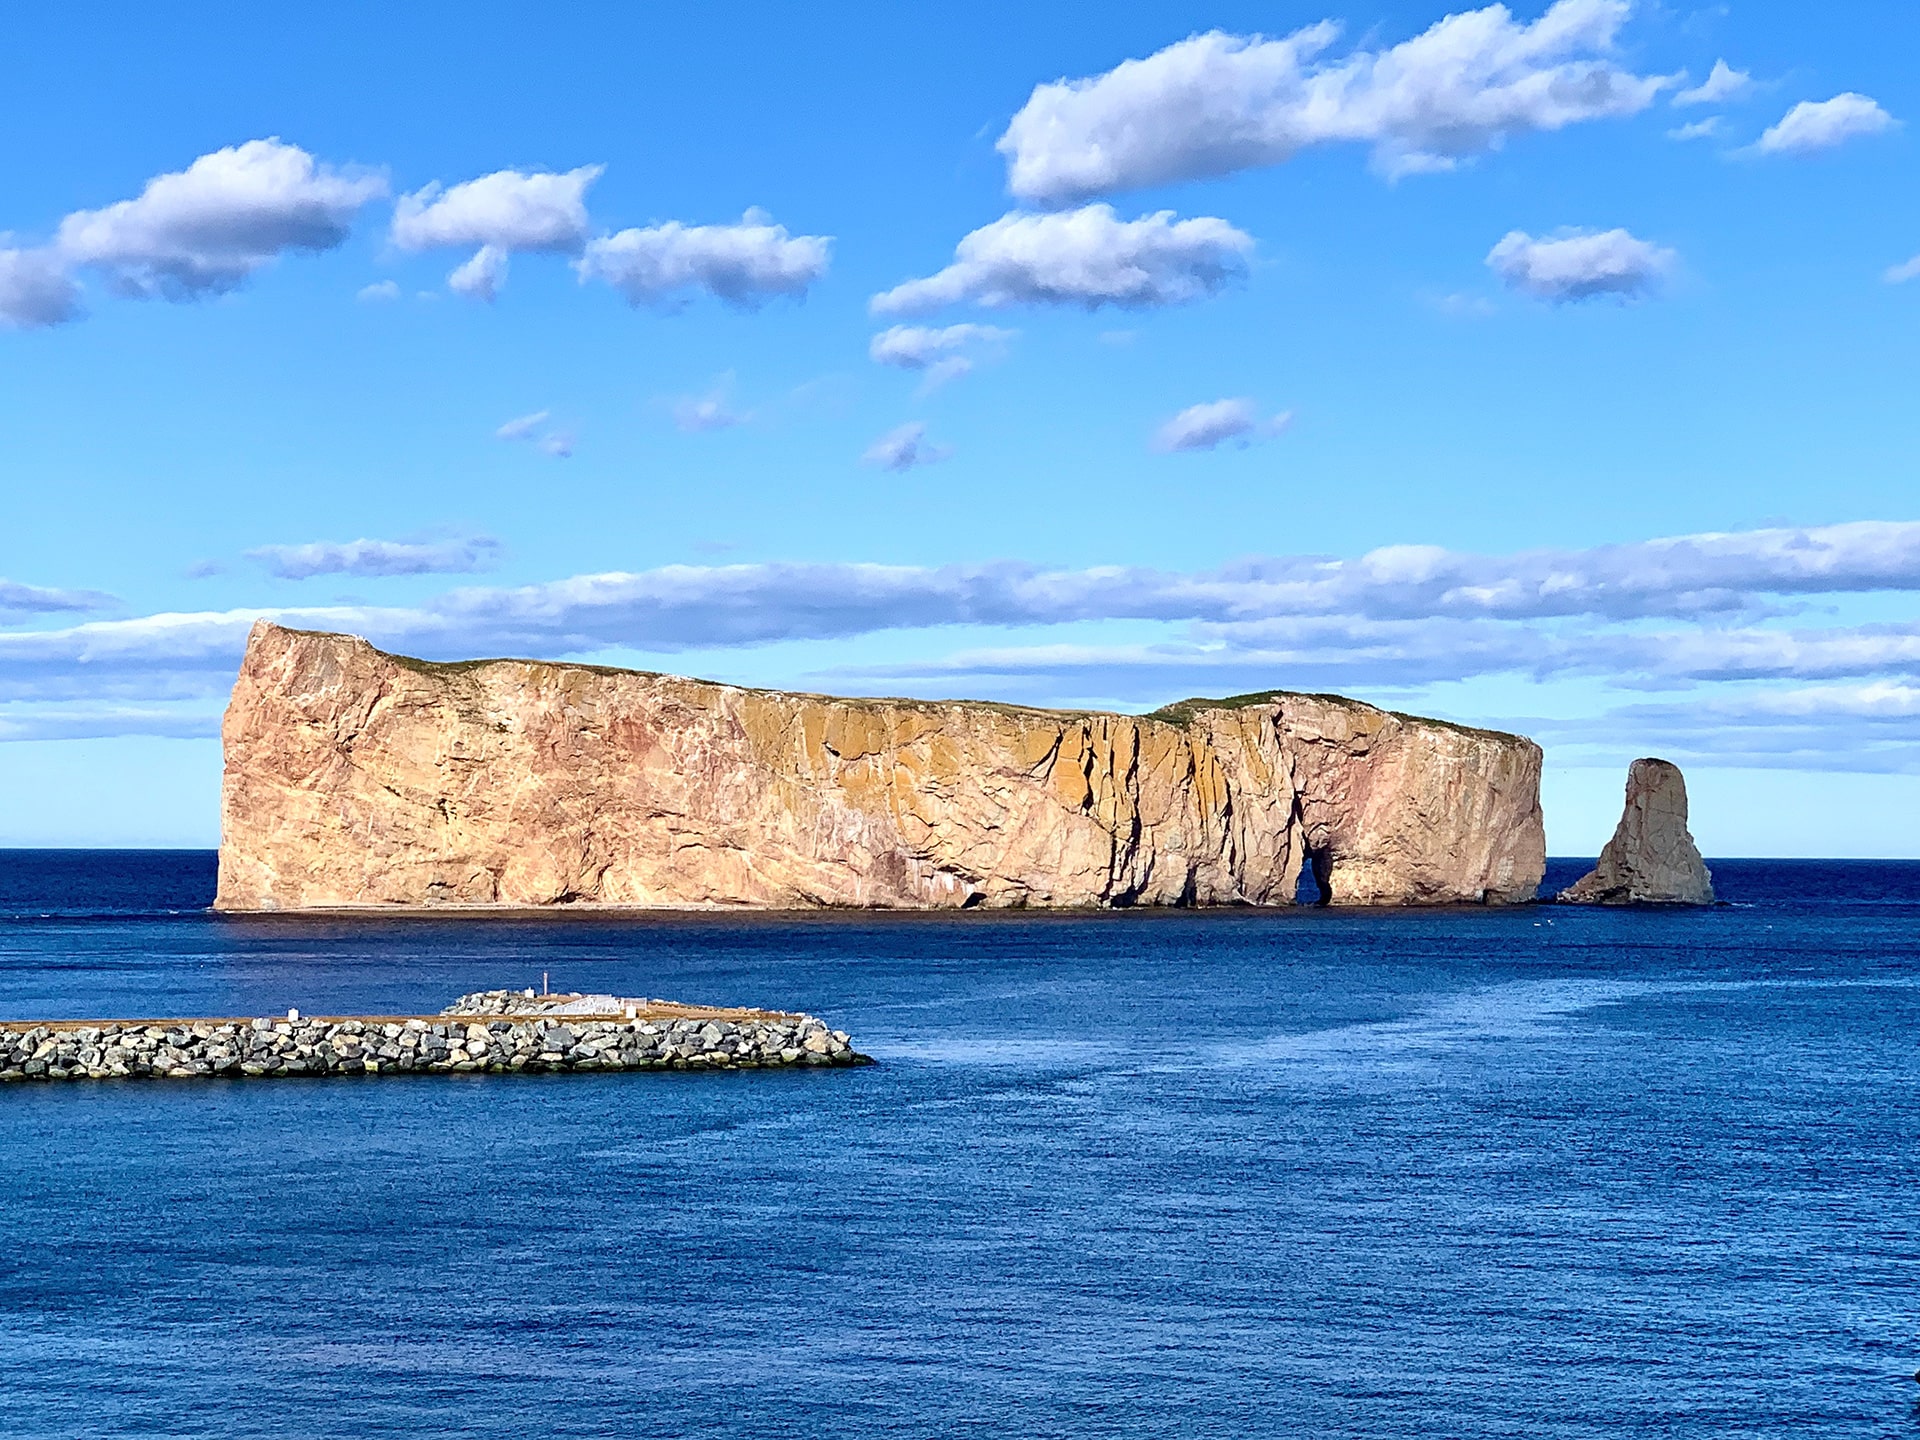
246;537;503;581
54;139;385;299
862;421;953;472
448;243;508;301
391;165;601;253
869;323;1016;389
1673;60;1751;107
1152;398;1292;452
1486;227;1674;302
871;205;1251;316
356;279;401;303
576;209;830;308
1755;94;1896;155
1886;255;1920;285
390;165;602;301
997;0;1668;203
0;248;82;328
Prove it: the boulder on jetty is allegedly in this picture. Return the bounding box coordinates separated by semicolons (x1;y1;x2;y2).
0;994;868;1083
214;622;1546;911
1559;758;1714;906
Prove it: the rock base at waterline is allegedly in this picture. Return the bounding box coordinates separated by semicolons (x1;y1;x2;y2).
0;992;869;1083
1558;758;1715;907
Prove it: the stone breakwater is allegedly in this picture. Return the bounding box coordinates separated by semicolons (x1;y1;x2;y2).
0;993;869;1083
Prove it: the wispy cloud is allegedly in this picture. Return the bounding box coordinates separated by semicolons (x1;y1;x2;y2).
17;521;1920;772
671;375;749;432
1666;117;1722;142
246;536;503;580
861;421;953;471
1152;398;1292;452
0;578;117;618
495;409;573;455
869;323;1016;391
1673;60;1751;108
495;410;550;441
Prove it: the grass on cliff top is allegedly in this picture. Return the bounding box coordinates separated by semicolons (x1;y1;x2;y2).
1149;691;1514;741
272;625;1513;738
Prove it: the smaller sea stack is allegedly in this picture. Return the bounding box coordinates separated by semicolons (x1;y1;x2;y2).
1559;758;1714;906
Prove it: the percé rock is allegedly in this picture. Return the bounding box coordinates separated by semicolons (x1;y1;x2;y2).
1559;758;1714;906
214;622;1546;911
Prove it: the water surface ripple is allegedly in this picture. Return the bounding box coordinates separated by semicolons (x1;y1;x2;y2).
1;853;1916;1438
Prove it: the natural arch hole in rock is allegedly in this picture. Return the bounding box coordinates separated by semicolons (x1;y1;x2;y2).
1296;847;1334;906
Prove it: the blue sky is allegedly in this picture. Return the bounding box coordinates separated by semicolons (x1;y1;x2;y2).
2;0;1917;854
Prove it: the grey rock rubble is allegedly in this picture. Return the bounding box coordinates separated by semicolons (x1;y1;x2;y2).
0;993;870;1083
1558;758;1715;906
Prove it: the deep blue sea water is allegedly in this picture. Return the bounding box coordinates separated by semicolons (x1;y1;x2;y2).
1;851;1917;1439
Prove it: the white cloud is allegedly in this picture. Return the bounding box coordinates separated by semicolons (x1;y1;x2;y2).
1152;398;1292;452
1673;60;1751;107
869;323;1016;390
494;409;573;456
0;578;115;617
1425;290;1498;317
1886;254;1920;285
862;421;952;471
448;243;508;301
1487;227;1674;302
24;520;1920;768
1755;93;1896;155
1667;117;1722;142
871;205;1251;316
576;208;830;308
390;165;601;253
246;537;503;581
0;702;222;743
495;410;550;441
998;0;1668;204
0;247;81;327
672;376;748;432
54;139;385;298
356;279;401;303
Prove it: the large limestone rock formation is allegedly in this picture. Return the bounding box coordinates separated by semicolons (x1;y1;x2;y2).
214;623;1546;912
1559;758;1714;906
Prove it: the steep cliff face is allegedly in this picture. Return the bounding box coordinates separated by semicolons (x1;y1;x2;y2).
215;623;1545;911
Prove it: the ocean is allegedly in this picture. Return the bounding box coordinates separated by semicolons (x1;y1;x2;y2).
0;851;1915;1438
